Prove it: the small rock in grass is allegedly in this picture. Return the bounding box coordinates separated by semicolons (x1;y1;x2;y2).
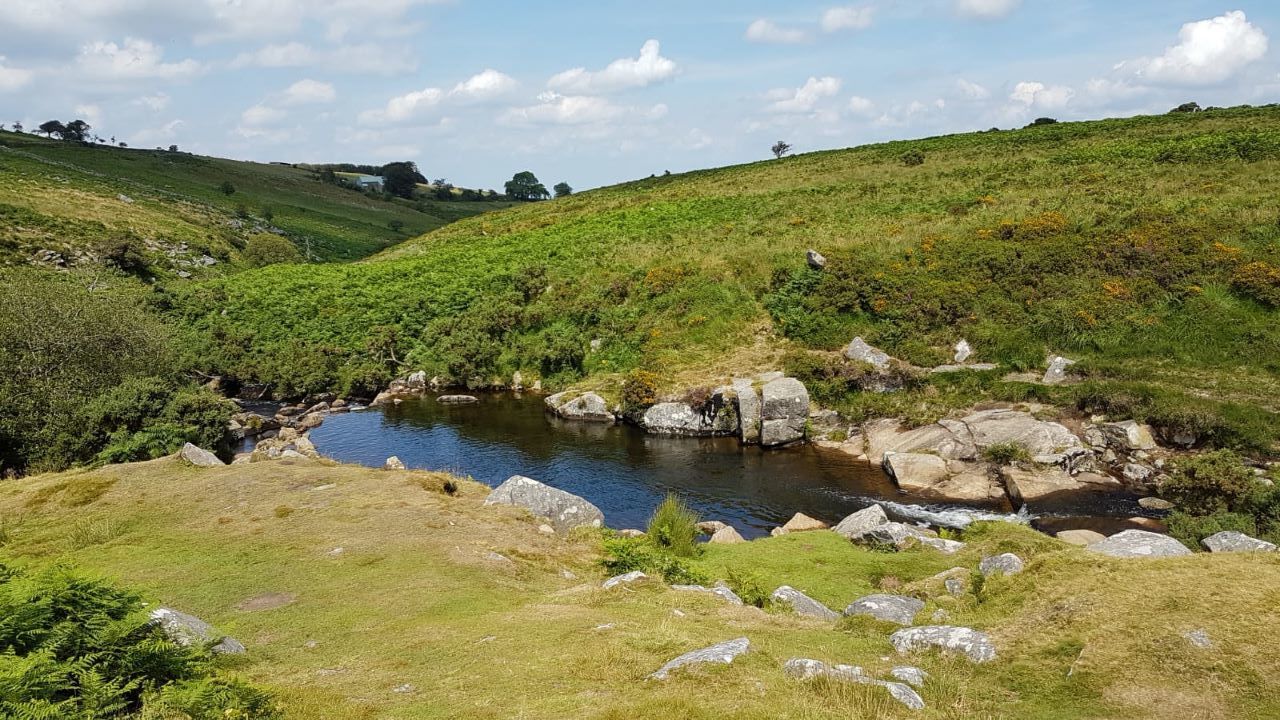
781;512;828;532
383;456;406;471
179;443;224;467
782;658;924;710
979;553;1025;577
1201;531;1277;553
602;571;646;590
1183;629;1213;649
771;586;839;621
709;526;747;544
891;666;929;688
672;582;745;606
890;626;996;663
844;594;925;626
1086;530;1191;558
649;637;749;680
832;504;890;540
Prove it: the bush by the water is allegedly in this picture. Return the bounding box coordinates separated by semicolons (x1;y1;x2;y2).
646;494;701;558
0;561;280;719
601;535;707;585
1160;450;1280;547
0;270;234;475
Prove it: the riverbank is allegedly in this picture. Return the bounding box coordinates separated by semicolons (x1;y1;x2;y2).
2;456;1278;718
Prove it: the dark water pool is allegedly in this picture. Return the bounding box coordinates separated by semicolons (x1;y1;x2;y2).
307;393;1148;538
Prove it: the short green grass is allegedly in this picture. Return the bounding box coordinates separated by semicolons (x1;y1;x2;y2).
2;458;1278;719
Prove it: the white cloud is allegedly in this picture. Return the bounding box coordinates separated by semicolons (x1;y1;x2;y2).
0;57;33;92
74;104;103;127
956;78;990;100
360;87;444;124
1080;77;1147;106
547;40;678;94
241;104;287;127
848;95;874;114
767;76;842;113
282;79;337;105
955;0;1020;19
1121;11;1268;86
76;38;201;80
501;92;625;125
746;19;808;44
134;92;171;111
821;5;874;33
451;69;518;102
229;42;417;75
129;119;184;147
230;42;316;68
1010;81;1074;109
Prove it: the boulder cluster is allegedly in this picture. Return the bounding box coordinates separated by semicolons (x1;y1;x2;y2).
226;397;349;464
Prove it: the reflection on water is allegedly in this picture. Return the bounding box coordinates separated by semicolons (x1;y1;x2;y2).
307;393;1143;538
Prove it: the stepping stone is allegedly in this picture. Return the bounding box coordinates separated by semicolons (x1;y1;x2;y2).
783;658;924;710
890;625;996;663
649;637;750;680
771;586;839;621
844;594;925;626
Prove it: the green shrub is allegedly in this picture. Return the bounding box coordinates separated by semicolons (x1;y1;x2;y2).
1159;450;1271;516
900;150;925;166
242;234;303;268
600;536;707;585
646;494;701;558
982;441;1032;465
0;562;280;719
724;567;771;608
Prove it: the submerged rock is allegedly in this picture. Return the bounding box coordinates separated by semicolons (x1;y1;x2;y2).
484;475;604;533
890;625;996;663
1086;529;1191;558
649;637;750;680
771;586;839;621
438;395;479;404
783;658;925;710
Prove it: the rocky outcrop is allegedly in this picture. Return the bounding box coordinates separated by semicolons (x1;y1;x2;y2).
649;637;750;680
882;454;1004;502
642;388;739;437
844;337;892;370
843;594;924;626
891;666;929;688
150;608;245;654
979;553;1024;577
760;378;810;447
783;659;925;710
178;443;224;467
484;475;605;533
731;379;763;445
865;409;1080;466
1086;529;1191;558
832;505;890;540
1201;531;1277;553
890;626;996;663
546;392;615;423
1001;467;1118;506
883;453;950;492
1100;420;1157;451
858;522;964;554
771;586;839;621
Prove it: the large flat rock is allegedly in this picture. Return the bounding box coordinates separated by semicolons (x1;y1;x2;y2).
484;475;604;533
1087;529;1191;558
890;625;996;663
844;594;925;626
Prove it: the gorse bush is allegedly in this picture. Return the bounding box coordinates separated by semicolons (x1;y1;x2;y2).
0;561;280;719
646;494;702;558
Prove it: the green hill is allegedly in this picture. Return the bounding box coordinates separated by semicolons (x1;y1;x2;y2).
169;106;1280;447
0;131;510;276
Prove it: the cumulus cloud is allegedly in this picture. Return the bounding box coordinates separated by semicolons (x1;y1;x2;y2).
821;6;874;33
451;69;518;102
1010;81;1074;109
956;78;990;99
746;19;808;44
76;38;201;80
766;76;842;113
241;104;287;127
501;92;626;125
547;40;678;94
955;0;1020;19
134;92;171;111
1120;11;1268;86
281;79;337;105
229;42;417;75
74;104;103;127
848;95;874;114
0;57;33;91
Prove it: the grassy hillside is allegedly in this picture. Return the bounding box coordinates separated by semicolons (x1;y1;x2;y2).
1;458;1278;719
0;131;509;274
168;106;1280;446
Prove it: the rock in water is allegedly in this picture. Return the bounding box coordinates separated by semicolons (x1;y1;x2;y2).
890;626;996;663
732;379;763;445
806;249;827;269
437;395;479;404
832;504;890;540
771;586;839;621
649;637;750;680
979;553;1025;577
484;475;604;533
1042;355;1076;385
760;377;810;447
179;443;224;467
383;456;406;471
844;594;925;626
1086;529;1191;558
1201;531;1277;553
843;337;892;370
782;659;925;711
697;520;728;535
546;392;615;422
1056;529;1106;546
150;608;245;654
883;452;950;493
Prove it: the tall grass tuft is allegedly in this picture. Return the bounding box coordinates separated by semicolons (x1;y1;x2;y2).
646;494;701;558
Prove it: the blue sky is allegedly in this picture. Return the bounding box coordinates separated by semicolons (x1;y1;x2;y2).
1;1;1277;190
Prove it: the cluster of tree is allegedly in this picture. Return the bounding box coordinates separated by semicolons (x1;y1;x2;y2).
37;119;93;143
503;171;573;201
381;161;428;199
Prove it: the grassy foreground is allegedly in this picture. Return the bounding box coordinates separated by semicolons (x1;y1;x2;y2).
2;458;1278;719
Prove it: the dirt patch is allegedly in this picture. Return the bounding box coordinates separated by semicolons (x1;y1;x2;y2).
235;592;298;612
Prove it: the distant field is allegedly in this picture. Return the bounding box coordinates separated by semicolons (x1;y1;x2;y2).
170;106;1280;447
0;131;510;272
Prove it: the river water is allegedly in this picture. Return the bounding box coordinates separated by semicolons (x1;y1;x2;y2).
306;393;1148;539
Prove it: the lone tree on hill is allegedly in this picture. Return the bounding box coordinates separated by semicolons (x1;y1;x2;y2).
62;120;91;142
38;120;66;138
553;182;573;198
381;161;427;199
505;171;549;201
771;140;792;159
